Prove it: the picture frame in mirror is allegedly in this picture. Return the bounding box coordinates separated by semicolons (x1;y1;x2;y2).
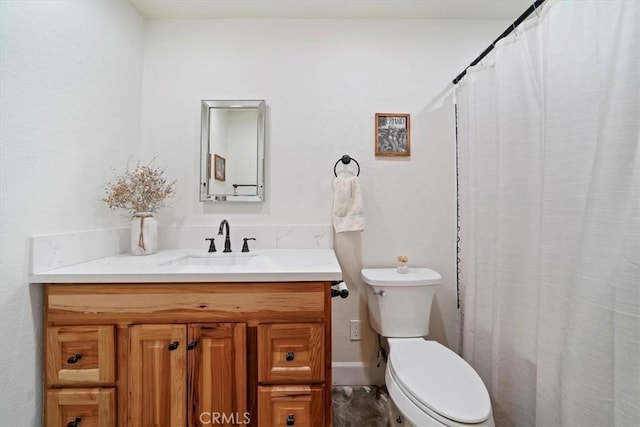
213;154;226;181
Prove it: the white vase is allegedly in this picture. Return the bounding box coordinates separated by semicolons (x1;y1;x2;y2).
130;213;158;256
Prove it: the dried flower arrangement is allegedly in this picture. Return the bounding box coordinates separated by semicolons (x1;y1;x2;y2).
396;254;409;273
103;162;176;215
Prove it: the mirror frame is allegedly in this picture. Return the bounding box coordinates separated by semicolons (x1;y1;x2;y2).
200;99;266;202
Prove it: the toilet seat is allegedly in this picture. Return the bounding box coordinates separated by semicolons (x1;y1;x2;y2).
387;338;492;425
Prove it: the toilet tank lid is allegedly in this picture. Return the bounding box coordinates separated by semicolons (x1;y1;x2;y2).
361;268;442;286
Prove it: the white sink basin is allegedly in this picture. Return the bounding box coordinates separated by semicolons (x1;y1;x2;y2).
161;252;268;267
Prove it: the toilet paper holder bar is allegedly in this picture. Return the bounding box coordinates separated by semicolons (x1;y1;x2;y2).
331;281;349;299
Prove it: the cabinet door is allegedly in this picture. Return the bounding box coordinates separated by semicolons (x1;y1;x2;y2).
46;388;115;427
129;324;186;427
258;323;324;383
46;326;115;385
258;386;324;427
188;323;247;427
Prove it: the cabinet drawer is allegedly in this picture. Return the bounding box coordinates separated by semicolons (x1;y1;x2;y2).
46;326;115;385
46;388;115;427
46;283;326;324
258;386;324;427
258;323;324;383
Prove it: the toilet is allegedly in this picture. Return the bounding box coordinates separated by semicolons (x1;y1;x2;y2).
361;268;495;427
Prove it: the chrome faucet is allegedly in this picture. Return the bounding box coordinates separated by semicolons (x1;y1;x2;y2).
218;219;232;252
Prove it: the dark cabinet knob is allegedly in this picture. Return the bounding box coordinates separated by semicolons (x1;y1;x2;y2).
286;414;295;426
67;417;82;427
167;341;179;351
285;351;295;361
66;353;83;364
187;341;198;351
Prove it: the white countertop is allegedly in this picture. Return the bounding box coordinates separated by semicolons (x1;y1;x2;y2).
29;249;343;283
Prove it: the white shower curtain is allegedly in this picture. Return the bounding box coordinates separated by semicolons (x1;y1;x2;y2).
456;1;639;426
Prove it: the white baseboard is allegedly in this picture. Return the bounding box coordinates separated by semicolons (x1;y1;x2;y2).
332;362;385;386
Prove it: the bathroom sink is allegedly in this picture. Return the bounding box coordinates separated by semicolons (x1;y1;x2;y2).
161;252;267;267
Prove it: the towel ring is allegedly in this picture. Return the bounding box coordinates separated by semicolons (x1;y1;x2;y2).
333;155;360;177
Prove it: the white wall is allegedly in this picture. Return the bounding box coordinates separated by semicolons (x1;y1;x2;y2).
208;108;229;194
0;1;145;423
140;19;506;366
227;110;259;194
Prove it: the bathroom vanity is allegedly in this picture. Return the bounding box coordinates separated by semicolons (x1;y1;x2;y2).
33;249;342;427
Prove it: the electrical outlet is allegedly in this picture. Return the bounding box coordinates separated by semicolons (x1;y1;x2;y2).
350;320;362;341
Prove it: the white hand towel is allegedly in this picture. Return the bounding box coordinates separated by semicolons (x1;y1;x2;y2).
333;176;365;233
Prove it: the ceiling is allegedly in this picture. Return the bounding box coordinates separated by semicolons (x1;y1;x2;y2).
129;0;534;20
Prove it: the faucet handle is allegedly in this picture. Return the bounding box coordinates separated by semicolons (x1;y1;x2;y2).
241;238;256;253
205;238;216;253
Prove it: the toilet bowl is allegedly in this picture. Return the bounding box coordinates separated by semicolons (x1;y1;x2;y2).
361;268;494;427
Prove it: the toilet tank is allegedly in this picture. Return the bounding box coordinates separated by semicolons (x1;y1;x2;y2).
361;268;442;338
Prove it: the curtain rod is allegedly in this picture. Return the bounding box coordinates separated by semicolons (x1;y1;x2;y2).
452;0;546;84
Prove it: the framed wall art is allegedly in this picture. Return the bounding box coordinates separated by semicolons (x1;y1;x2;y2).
213;154;226;181
375;113;410;157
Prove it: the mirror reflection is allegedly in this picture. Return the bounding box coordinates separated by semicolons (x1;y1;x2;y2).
200;100;265;202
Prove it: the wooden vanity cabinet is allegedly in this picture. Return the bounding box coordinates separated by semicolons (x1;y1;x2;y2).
43;282;332;427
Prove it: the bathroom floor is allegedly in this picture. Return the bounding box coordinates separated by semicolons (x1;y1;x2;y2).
332;386;391;427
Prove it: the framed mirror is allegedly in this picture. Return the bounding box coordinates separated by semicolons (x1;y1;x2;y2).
200;99;266;202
